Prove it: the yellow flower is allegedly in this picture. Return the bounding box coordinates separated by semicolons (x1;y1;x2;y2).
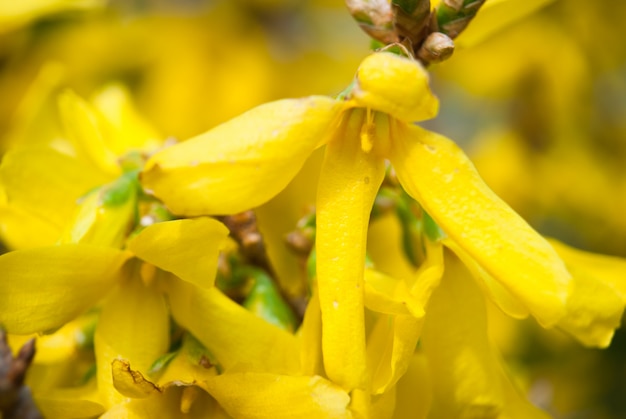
142;51;577;392
0;86;230;415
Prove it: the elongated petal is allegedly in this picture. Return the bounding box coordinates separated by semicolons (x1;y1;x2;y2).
316;109;386;390
0;245;130;334
165;276;300;374
201;372;351;419
128;217;229;288
142;97;344;216
0;147;110;232
421;249;504;417
548;239;626;348
351;52;438;123
95;274;170;407
390;123;571;327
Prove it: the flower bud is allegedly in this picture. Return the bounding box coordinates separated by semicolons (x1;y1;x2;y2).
351;52;439;122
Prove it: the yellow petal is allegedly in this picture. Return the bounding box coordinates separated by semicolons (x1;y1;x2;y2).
351;52;438;123
455;0;557;47
165;276;300;374
91;84;162;155
390;123;570;327
367;212;416;281
95;272;170;407
394;352;431;419
255;147;324;298
0;206;60;250
497;362;551;419
549;238;626;301
364;269;424;317
444;239;530;320
408;237;444;307
142;97;344;216
421;249;504;417
35;387;105;419
201;372;352;419
367;313;424;395
316;109;386;390
0;244;130;334
57;90;121;177
58;172;138;248
548;239;626;348
299;288;324;377
112;359;162;399
0;147;111;233
128;217;229;288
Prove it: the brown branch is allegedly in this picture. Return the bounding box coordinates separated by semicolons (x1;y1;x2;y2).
0;329;42;419
216;211;307;320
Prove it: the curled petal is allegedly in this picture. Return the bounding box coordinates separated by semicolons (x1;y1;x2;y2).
128;217;229;288
200;372;351;419
142;97;344;216
351;52;438;123
390;123;571;327
0;245;130;334
316;109;386;390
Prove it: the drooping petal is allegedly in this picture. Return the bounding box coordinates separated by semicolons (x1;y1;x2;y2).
316;109;386;390
420;249;504;417
548;239;626;348
95;272;170;407
351;52;438;123
128;217;229;288
200;372;352;419
141;97;344;216
390;123;571;327
0;147;111;233
0;244;130;334
165;276;300;374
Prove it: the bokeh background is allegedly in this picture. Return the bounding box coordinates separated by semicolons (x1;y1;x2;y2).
1;1;625;417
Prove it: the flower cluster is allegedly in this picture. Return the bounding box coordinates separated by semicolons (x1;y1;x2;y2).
1;1;626;418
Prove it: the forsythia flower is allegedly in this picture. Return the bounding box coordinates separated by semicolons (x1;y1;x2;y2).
142;50;626;412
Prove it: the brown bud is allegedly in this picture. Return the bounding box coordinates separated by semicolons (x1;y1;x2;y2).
417;32;455;64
